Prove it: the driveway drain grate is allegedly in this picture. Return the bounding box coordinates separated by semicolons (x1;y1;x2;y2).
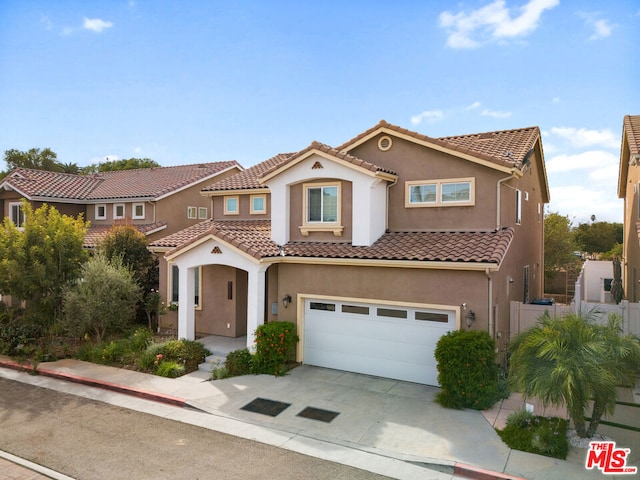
297;406;340;423
241;398;291;417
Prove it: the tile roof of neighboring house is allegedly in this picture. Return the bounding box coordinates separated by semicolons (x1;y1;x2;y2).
624;115;640;156
201;154;292;192
84;222;167;248
1;162;240;201
337;120;540;169
152;220;514;265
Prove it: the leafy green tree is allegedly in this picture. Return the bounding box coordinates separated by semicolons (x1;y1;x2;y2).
3;148;62;173
509;311;640;438
99;225;159;324
572;221;623;255
81;158;160;174
544;213;579;282
63;254;141;342
0;201;88;325
60;162;80;174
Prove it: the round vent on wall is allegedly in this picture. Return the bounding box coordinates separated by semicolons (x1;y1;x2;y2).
378;135;393;151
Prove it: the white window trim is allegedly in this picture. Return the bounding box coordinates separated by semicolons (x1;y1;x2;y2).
300;181;343;237
250;194;267;214
113;203;126;220
187;206;197;219
405;177;475;208
516;189;522;225
132;202;145;220
224;196;239;215
95;204;107;220
8;202;24;227
198;207;208;219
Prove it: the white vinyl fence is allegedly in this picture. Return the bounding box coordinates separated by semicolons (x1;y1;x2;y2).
510;300;640;338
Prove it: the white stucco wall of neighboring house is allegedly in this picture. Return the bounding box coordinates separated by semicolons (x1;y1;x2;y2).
581;260;615;303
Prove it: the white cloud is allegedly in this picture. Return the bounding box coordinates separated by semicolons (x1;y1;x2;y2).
547;185;622;223
548;127;619;149
481;109;512;118
552;97;560;104
466;101;482;110
578;12;615;40
83;18;114;33
438;0;559;49
411;110;444;125
546;150;617;173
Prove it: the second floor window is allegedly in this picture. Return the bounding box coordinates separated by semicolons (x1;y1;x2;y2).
95;204;107;220
132;203;145;220
406;178;474;207
113;204;125;220
224;196;239;215
307;185;338;223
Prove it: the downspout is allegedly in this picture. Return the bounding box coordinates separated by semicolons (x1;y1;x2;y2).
486;268;494;338
496;173;516;230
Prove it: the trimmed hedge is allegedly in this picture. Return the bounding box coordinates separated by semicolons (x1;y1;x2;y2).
434;329;501;410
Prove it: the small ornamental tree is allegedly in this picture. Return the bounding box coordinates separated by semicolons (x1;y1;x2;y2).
63;254;141;342
252;321;299;376
0;201;88;325
434;329;501;410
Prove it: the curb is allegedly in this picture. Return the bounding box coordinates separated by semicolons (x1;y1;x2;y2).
0;358;188;408
454;463;527;480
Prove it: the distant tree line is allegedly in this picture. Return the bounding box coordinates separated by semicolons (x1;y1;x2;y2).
1;147;160;179
544;212;623;283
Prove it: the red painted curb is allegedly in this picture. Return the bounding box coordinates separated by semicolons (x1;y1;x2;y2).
0;359;188;408
454;463;527;480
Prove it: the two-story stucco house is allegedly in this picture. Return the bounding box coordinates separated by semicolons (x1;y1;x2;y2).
0;162;241;247
151;120;549;385
617;114;640;301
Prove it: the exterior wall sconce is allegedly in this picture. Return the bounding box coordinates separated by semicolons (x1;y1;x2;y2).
282;294;292;308
465;310;475;328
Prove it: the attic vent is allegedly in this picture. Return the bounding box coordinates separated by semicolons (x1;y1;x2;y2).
378;135;393;151
211;246;222;254
311;161;323;169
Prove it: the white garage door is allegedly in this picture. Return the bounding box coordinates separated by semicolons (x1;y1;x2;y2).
303;299;456;385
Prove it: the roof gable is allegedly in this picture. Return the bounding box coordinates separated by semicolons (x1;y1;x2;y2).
258;141;398;184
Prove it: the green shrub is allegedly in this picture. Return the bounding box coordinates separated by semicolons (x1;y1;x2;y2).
225;348;253;377
434;329;501;410
129;328;153;352
0;323;44;357
155;360;185;378
252;322;298;376
101;340;129;364
138;339;210;376
499;410;569;459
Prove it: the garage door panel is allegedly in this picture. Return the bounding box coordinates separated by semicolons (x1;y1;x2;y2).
304;299;454;386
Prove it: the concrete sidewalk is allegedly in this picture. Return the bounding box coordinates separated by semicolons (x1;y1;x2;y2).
0;356;632;480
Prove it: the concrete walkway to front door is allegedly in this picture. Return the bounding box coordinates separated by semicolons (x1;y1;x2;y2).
195;335;247;375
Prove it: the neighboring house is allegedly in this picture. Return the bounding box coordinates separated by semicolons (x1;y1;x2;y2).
575;260;615;304
150;120;549;385
618;114;640;301
0;162;242;247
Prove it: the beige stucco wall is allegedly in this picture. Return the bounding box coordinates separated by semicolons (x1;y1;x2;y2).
622;153;640;301
211;191;271;221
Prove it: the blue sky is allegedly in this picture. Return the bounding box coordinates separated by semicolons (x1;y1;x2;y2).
1;0;638;223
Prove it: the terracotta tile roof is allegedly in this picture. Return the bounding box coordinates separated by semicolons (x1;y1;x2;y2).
201;154;292;192
84;221;167;248
258;142;397;179
153;220;513;265
624;115;640;156
1;162;240;201
337;120;540;169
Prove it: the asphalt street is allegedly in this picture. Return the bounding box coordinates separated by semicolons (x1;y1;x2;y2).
0;377;391;480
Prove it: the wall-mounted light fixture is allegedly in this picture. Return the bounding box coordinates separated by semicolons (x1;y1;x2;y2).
282;294;292;309
465;310;476;328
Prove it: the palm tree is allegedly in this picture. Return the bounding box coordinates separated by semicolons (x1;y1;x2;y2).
587;315;640;436
509;311;639;438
